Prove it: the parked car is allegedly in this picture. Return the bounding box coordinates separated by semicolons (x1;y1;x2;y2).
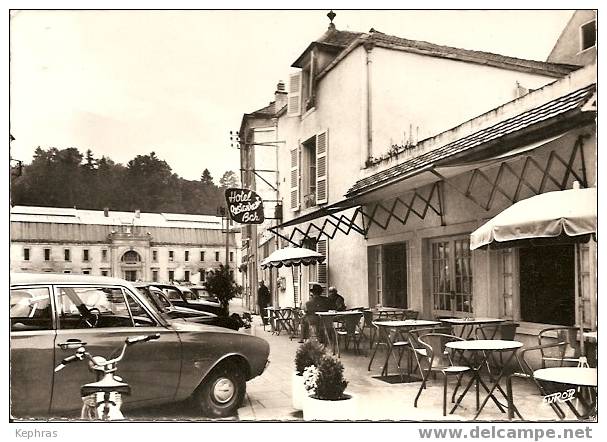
9;272;270;419
188;285;219;304
135;284;240;330
145;282;223;315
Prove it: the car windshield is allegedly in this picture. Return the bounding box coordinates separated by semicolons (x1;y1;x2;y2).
136;287;171;319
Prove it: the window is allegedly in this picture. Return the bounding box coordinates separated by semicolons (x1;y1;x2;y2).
23;248;30;261
57;286;155;329
63;270;71;274
44;248;50;261
368;243;408;308
83;249;90;262
302;137;317;208
152;250;158;262
200;251;205;261
152;270;158;282
101;249;108;262
290;130;328;211
199;268;205;282
64;249;71;261
122;250;141;263
101;270;109;277
430;237;473;315
168;251;174;262
229;251;234;262
11;287;53;331
215;251;220;262
83;269;90;275
185;250;189;262
580;20;596;51
184;270;190;282
169;270;175;281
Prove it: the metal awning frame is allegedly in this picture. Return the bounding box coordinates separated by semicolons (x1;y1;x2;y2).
268;133;589;247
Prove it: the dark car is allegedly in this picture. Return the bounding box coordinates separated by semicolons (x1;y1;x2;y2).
144;282;223;315
10;273;270;419
135;284;241;330
189;285;220;304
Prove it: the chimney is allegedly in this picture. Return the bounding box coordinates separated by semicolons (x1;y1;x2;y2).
135;209;141;218
274;80;288;112
103;208;109;217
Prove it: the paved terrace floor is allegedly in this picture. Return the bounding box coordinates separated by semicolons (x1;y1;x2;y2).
237;314;593;422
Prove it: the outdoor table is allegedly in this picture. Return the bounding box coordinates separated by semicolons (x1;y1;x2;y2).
273;307;295;335
316;310;364;354
374;307;407;319
533;367;597;420
446;339;523;419
370;319;440;382
440;317;505;340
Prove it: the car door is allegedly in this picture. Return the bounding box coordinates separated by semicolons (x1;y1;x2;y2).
10;285;56;418
50;284;182;416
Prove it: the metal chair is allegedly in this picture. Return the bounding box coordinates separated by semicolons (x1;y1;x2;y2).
415;333;471;416
538;326;583;367
506;342;571;420
289;308;304;341
335;312;364;357
274;308;293;336
476;322;520;371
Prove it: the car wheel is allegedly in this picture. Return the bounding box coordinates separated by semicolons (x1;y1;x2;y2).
194;362;246;418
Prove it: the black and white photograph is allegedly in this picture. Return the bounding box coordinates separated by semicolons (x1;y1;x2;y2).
7;5;599;432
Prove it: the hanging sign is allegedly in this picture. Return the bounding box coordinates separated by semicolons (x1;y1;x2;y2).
225;188;265;224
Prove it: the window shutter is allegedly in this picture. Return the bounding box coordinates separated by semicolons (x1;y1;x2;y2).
290;145;300;211
316;130;328;204
287;71;302;117
316;239;328;295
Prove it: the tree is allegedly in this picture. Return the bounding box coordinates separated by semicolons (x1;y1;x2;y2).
205;264;241;316
200;168;214;185
219;170;239;188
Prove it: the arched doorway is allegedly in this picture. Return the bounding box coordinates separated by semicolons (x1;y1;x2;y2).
121;250;142;281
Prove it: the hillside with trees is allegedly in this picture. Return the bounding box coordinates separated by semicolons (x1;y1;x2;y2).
10;147;239;215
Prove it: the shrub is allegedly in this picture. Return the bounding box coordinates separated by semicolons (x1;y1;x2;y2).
307;354;348;400
294;340;325;375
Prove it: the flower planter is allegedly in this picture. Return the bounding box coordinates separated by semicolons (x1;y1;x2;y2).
302;393;357;421
291;372;307;410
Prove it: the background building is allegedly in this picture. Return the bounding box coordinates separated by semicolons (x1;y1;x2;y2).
10;205;241;285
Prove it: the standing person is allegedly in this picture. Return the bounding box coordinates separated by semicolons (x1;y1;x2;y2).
257;280;271;326
300;283;330;342
328;286;346;311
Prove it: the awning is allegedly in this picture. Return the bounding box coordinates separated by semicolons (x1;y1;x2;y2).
470;187;597;250
260;247;325;269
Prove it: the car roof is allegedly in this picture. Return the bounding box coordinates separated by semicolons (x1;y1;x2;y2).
11;272;131;286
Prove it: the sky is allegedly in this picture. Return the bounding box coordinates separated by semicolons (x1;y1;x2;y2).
9;9;575;182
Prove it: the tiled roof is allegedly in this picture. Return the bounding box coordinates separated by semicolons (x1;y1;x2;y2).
346;83;595;197
366;31;579;77
11;206;224;230
292;28;362;67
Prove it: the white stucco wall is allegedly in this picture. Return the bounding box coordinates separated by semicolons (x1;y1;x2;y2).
370;48;560;159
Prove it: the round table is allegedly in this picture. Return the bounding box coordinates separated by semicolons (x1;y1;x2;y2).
534;367;597;387
445;339;523;419
533;367;597;420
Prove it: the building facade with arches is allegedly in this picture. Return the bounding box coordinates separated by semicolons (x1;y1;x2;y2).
10;206;240;285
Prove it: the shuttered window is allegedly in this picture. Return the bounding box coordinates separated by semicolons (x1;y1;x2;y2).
287;71;302;117
290;146;300;211
316;130;328;204
316;239;328;295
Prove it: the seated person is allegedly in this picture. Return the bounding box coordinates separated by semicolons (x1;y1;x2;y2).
327;286;346;311
300;283;330;342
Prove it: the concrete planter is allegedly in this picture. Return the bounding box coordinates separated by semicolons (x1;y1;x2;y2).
291;372;306;410
302;393;357;421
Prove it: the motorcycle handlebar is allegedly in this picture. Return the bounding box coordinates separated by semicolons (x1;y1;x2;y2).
54;353;81;372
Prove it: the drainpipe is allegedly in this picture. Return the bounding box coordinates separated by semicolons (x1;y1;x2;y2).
363;40;375;167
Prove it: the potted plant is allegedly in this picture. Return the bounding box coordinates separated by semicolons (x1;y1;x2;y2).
302;354;357;421
292;341;324;410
